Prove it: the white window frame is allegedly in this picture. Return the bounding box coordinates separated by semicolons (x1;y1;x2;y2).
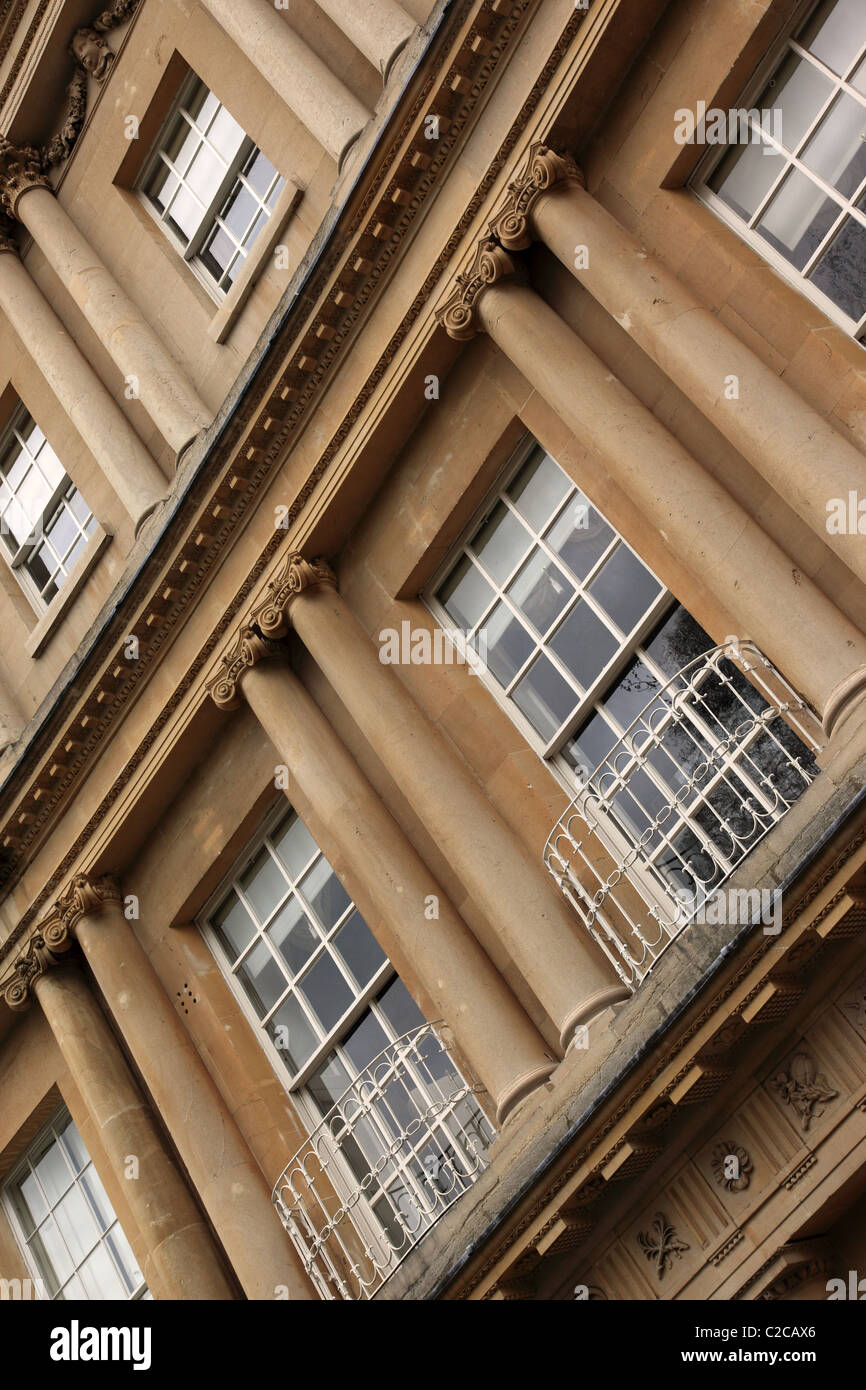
198;804;488;1265
198;800;398;1097
691;0;866;343
424;436;676;798
138;71;285;303
1;1107;149;1301
0;406;97;613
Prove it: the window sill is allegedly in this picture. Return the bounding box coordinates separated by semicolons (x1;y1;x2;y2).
208;179;304;346
25;525;112;659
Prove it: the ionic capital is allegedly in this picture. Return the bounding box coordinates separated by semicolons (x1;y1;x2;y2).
488;143;584;251
0;138;51;221
0;873;119;1012
435;238;520;341
206;625;283;710
252;551;337;638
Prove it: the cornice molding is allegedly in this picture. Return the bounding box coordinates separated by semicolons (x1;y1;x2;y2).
0;0;553;902
0;871;119;1011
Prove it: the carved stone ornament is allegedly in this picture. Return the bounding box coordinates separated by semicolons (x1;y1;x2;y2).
205;626;283;711
0;138;52;220
42;67;89;168
770;1051;838;1130
637;1212;690;1280
434;237;519;341
251;552;337;639
710;1140;753;1192
70;26;114;80
0;872;120;1011
0;212;18;255
488;142;584;251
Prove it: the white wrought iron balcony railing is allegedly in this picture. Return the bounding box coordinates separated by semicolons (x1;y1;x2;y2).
272;1023;494;1300
543;642;823;987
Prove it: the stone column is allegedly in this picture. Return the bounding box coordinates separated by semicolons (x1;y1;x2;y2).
436;241;866;738
0;143;211;457
0;238;165;528
65;874;314;1301
223;557;629;1048
0;922;235;1299
207;635;556;1118
315;0;415;78
490;144;866;587
199;0;370;166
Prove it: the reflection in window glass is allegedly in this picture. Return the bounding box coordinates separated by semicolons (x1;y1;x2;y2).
698;0;866;337
143;75;285;294
3;1110;149;1300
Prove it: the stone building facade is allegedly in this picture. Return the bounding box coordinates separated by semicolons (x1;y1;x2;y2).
0;0;864;1303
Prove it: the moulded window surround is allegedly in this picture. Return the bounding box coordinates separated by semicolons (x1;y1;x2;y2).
1;1108;151;1301
692;0;866;342
139;72;287;305
0;408;99;615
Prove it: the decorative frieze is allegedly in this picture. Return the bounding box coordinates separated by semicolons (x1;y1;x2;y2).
710;1141;752;1192
770;1051;838;1130
637;1213;690;1280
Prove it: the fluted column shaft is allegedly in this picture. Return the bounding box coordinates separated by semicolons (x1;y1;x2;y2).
232;651;555;1119
33;963;235;1300
513;156;866;586
199;0;369;165
0;250;165;526
258;582;628;1047
73;894;313;1300
441;258;866;735
15;187;210;456
315;0;414;77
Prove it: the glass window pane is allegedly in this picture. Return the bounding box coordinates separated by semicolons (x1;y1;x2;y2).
272;814;317;879
644;606;713;679
307;1051;353;1115
246;150;279;197
45;505;76;558
342;1009;389;1073
484;602;534;686
507;450;570;530
221;185;257;239
31;1215;74;1286
757;51;833;152
240;847;287;921
547;495;613;580
167;185;204;241
104;1223;144;1294
512;652;578;740
334;911;386;987
78;1165;114;1233
377;978;425;1039
34;1140;73;1205
506;550;574;637
201;227;235;278
299;858;351;932
587;545;662;633
709;142;787;221
267;894;319;976
798;0;866;76
549;600;619;688
53;1184;99;1265
299;952;354;1032
756;166;842;268
564;709;620;777
471;503;531;584
236;939;286;1018
809;213;866;318
186;143;226;202
801;91;866;197
438;557;494;629
13;1171;47;1234
266;993;318;1073
77;1242;126;1300
208;105;244;160
212;890;256;960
